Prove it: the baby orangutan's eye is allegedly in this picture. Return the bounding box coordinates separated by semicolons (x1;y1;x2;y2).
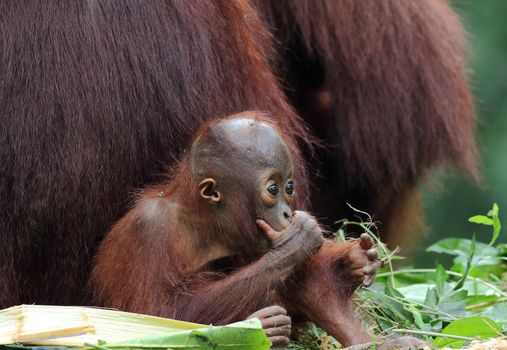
285;181;294;196
267;183;279;196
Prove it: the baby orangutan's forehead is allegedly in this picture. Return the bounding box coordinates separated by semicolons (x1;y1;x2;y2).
189;117;293;175
218;118;292;168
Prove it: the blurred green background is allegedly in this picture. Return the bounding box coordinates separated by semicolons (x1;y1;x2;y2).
417;0;507;264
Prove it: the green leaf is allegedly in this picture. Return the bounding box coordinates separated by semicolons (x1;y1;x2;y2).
406;305;425;330
489;203;502;245
373;284;412;325
99;319;271;350
383;269;432;285
462;280;501;297
427;238;473;256
437;290;467;320
397;284;433;304
424;287;439;309
435;265;447;297
468;263;505;278
490;203;499;217
454;236;475;290
468;215;493;226
480;303;507;324
433;316;501;349
386;281;405;299
497;243;507;255
428;238;498;265
469;204;502;245
465;294;499;308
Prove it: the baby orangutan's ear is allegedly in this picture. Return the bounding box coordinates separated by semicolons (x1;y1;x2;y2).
198;178;221;204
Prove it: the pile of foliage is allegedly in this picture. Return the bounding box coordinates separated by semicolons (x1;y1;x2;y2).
290;204;507;350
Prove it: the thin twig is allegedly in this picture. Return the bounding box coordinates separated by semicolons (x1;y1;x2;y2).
466;297;507;311
391;329;474;341
376;269;507;297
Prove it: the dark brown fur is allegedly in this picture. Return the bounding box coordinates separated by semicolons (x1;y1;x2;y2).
0;0;309;308
0;0;477;309
255;0;478;246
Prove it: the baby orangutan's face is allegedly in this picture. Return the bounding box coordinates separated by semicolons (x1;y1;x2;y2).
194;116;295;240
256;167;294;232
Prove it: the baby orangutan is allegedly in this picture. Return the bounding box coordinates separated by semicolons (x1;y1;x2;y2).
90;112;396;347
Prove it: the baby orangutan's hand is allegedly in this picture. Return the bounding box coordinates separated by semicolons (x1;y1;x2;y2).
346;233;383;287
248;305;291;347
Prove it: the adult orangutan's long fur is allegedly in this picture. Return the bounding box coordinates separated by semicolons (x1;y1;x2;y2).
0;0;309;307
0;0;477;308
255;0;478;247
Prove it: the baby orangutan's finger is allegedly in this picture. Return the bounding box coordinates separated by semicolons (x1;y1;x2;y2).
362;261;382;287
259;314;292;329
359;233;374;250
256;219;281;243
265;325;291;337
247;306;292;346
363;264;377;276
366;248;378;260
248;305;287;318
351;269;365;280
269;336;290;347
248;306;289;327
363;274;375;287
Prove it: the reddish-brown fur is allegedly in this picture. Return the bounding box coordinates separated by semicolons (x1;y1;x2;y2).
287;242;376;345
0;0;476;311
0;1;308;308
90;115;377;346
255;0;478;245
89;116;284;322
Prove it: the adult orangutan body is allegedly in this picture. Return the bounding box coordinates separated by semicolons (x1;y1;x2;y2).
90;114;383;347
1;0;477;326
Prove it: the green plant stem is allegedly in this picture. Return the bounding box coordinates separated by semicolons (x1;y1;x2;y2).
466;297;507;311
366;288;456;320
391;329;475;341
339;217;397;287
377;269;507;297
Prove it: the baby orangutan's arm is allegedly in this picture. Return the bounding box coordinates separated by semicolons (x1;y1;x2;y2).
258;216;382;347
287;237;382;346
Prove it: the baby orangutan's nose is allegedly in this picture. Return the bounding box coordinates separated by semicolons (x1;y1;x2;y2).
283;211;292;222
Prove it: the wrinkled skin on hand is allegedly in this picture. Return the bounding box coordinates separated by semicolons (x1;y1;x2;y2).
254;222;429;349
340;233;384;289
248;305;292;347
255;211;323;346
258;215;384;347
